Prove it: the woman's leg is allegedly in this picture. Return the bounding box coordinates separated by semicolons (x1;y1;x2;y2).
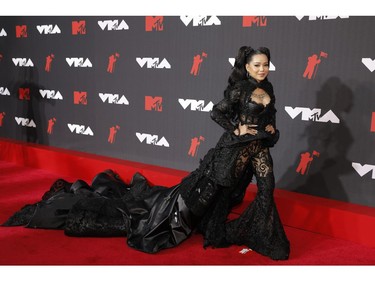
225;146;290;260
196;141;261;247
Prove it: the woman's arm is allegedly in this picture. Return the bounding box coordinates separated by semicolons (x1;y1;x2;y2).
210;86;241;132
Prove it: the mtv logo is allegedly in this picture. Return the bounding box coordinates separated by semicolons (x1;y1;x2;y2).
18;88;30;100
145;96;163;111
243;16;267;27
16;25;27;38
145;16;164;31
72;21;86;35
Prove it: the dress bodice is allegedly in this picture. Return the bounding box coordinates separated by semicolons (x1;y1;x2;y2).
211;77;277;131
238;97;267;128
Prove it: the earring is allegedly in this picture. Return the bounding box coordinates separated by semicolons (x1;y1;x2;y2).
246;72;250;78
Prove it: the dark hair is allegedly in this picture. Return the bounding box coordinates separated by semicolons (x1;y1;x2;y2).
227;46;271;87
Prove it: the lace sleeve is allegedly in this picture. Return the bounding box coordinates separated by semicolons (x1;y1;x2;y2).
210;86;241;132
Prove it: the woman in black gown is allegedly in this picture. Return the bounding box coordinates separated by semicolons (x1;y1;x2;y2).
2;46;290;261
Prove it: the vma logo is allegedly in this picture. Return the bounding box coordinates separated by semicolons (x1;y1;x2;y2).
0;112;6;127
18;88;30;100
66;57;92;67
191;52;207;76
99;93;129;105
145;96;163;111
39;89;63;100
68;123;94;136
136;132;169;147
145;16;164;31
15;117;36;127
45;54;55;72
296;16;349;21
12;58;34;67
243;16;267;27
36;24;61;35
0;87;11;96
15;25;27;38
74;91;87;105
98;20;129;31
107;53;120;73
352;162;375;179
136;57;171;69
179;98;214;112
0;28;7;36
285;106;340;123
47;117;56;135
72;20;86;35
362;58;375;72
180;16;221;26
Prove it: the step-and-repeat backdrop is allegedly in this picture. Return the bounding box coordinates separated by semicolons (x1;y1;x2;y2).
0;16;374;207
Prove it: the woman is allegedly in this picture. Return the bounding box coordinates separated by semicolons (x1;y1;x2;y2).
2;46;290;261
196;46;290;260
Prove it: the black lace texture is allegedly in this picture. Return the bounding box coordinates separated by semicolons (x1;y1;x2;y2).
235;140;262;178
179;133;289;260
226;148;289;260
64;170;131;237
64;197;129;237
2;178;73;226
2;204;37;226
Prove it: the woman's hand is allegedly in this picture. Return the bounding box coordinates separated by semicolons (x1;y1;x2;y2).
235;123;258;136
265;124;275;134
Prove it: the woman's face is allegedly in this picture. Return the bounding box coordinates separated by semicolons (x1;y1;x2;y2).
245;54;269;82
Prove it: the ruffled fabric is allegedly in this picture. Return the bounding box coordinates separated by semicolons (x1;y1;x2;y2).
2;78;290;260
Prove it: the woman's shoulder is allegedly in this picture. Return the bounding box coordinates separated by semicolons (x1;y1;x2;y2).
226;79;275;98
233;79;250;89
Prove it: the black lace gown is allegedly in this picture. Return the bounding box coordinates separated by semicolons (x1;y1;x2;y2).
2;77;290;260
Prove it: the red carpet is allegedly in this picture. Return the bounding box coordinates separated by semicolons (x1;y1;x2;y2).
1;160;375;265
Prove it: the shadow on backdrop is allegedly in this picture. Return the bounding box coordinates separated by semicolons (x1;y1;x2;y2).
278;77;354;202
11;66;50;145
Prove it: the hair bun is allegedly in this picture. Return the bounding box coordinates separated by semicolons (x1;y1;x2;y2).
245;46;254;57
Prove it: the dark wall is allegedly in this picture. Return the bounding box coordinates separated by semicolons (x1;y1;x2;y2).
1;16;374;207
